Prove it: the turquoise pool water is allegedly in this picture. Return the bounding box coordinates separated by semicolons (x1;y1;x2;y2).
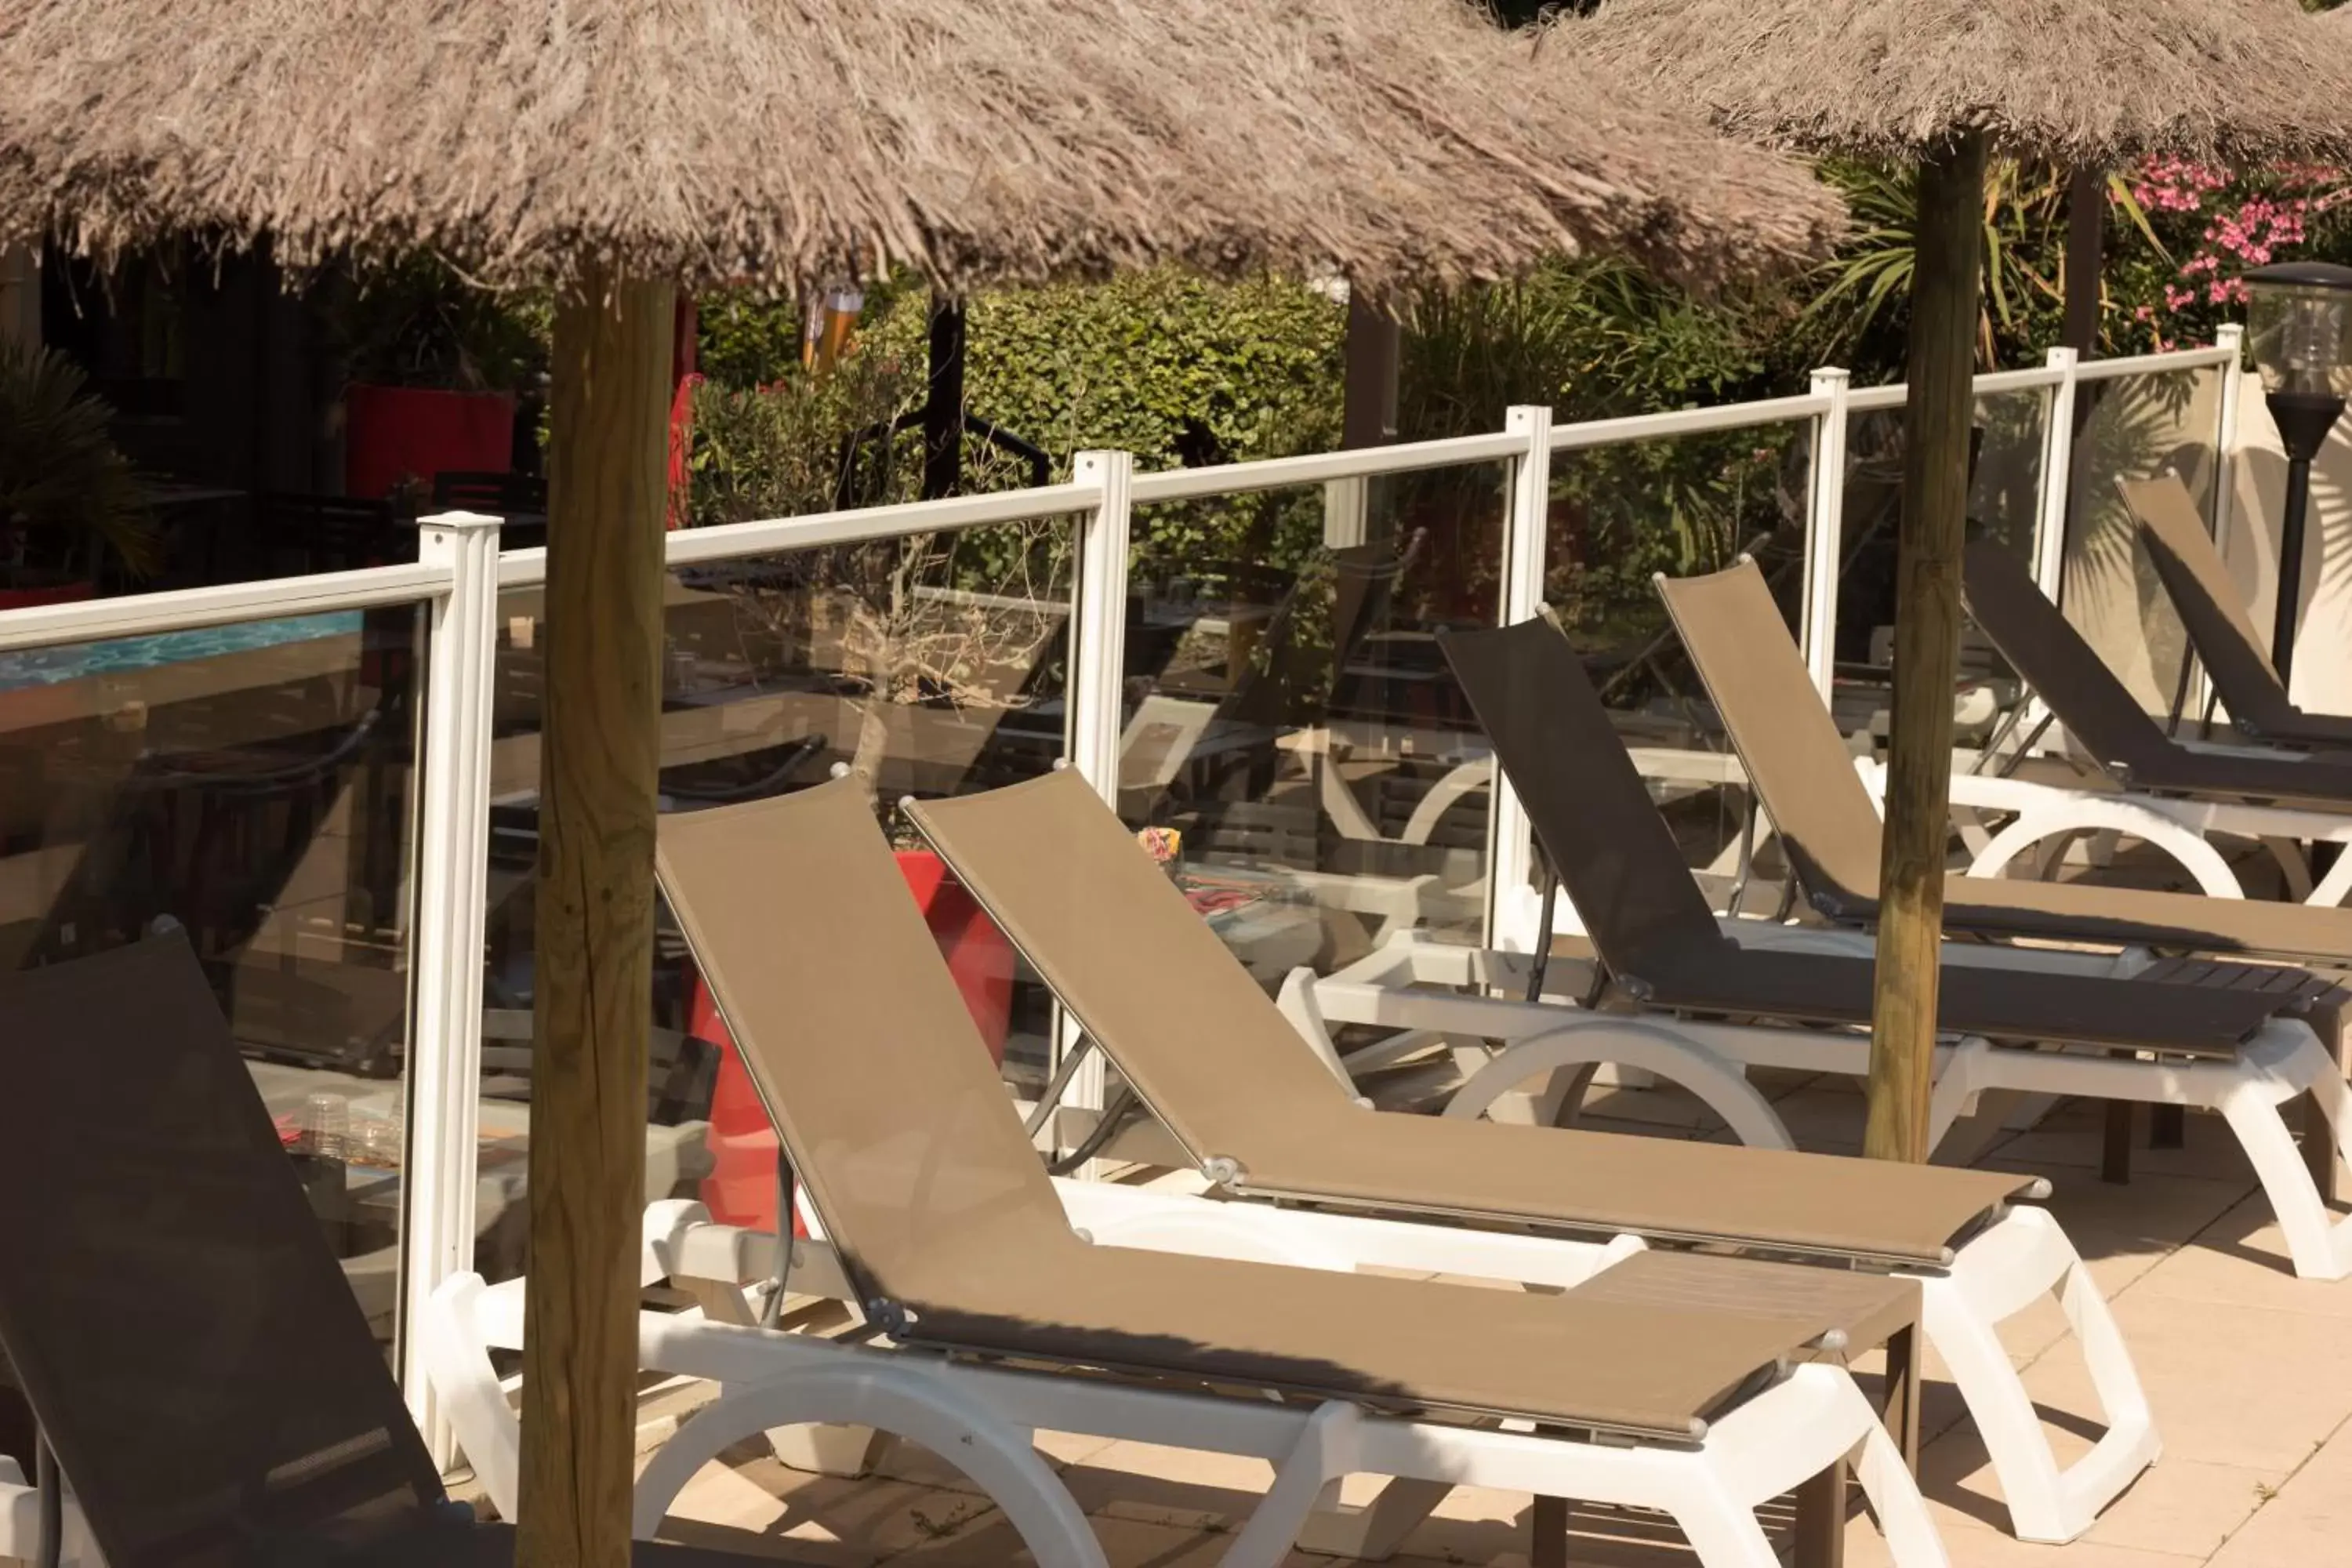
0;612;368;693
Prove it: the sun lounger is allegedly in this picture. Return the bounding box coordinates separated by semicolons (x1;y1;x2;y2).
0;936;830;1568
505;776;1951;1568
1658;554;2352;1211
2122;474;2352;751
1962;536;2352;809
1446;608;2352;1279
1659;555;2352;975
909;770;2161;1542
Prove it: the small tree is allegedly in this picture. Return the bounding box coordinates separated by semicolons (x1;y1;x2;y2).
684;358;1071;804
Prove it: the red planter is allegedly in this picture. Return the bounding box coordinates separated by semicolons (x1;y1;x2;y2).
343;383;516;500
692;847;1015;1233
0;579;95;611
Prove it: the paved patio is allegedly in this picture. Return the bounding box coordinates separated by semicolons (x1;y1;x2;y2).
635;1069;2352;1568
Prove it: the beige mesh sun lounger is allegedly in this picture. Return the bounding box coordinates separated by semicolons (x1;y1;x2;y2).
1660;556;2352;973
580;777;1948;1568
1654;558;2352;1278
909;768;2162;1542
2122;474;2352;752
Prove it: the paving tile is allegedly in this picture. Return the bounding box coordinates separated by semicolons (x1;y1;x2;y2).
2031;1292;2352;1471
1840;1509;2205;1568
1979;1160;2252;1299
657;1457;996;1565
1058;1439;1274;1527
2205;1414;2352;1568
2129;1189;2352;1319
875;1512;1226;1566
1994;1105;2270;1188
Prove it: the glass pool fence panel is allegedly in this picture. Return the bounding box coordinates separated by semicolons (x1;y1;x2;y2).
2065;364;2229;720
0;601;431;1352
1117;458;1512;989
470;514;1080;1286
1547;418;1813;916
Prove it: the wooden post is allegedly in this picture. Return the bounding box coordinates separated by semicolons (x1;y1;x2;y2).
516;265;677;1568
1864;132;1988;1165
2061;166;2103;361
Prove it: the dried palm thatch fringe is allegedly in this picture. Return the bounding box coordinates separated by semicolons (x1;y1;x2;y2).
1572;0;2352;164
0;0;1844;296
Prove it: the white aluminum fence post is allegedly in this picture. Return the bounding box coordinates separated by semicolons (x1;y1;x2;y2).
1488;406;1553;951
2032;347;2081;601
1801;369;1851;700
2211;324;2248;563
1058;452;1134;1151
399;510;503;1464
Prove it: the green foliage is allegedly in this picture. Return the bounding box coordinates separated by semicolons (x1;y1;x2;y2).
327;257;550;392
864;269;1346;473
0;341;157;579
1399;257;1772;437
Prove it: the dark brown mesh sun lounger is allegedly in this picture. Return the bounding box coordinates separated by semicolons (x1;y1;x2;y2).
1962;537;2352;809
1658;555;2352;978
656;779;1855;1440
2122;474;2352;751
1441;616;2298;1063
906;768;2042;1269
0;938;818;1568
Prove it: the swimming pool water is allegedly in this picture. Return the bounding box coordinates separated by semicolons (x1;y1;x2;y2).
0;612;368;692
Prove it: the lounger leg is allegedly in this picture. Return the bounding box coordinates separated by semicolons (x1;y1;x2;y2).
630;1363;1107;1568
1926;1213;2158;1543
1530;1494;1570;1568
1666;1484;1783;1568
1846;1392;1950;1568
2306;1018;2349;1208
2217;1067;2352;1281
1218;1401;1363;1568
1441;1022;1794;1151
2101;1098;2135;1185
1881;1324;1922;1473
2220;1053;2352;1288
1295;1476;1450;1562
1794;1460;1849;1568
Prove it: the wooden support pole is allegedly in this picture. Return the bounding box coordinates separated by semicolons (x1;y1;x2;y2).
516;265;677;1568
1865;132;1988;1165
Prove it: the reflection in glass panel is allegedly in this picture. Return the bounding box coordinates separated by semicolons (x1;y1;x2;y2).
1548;423;1811;906
1118;464;1505;987
475;522;1074;1283
0;605;426;1348
2065;368;2225;717
1835;389;2053;758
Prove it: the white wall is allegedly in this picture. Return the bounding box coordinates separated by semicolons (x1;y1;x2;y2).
2227;366;2352;717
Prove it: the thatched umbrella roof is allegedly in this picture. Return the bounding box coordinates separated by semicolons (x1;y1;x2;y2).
1571;0;2352;164
0;0;1843;294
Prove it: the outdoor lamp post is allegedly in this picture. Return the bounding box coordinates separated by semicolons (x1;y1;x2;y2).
2245;261;2352;688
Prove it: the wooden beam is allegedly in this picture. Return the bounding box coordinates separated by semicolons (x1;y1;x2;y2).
1865;132;1988;1165
516;266;676;1568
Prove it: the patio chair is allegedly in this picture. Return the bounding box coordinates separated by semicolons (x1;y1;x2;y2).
421;776;1958;1568
1658;555;2352;1210
1658;556;2352;974
1453;604;2352;1280
905;770;2161;1542
2120;474;2352;750
1961;536;2352;810
0;936;829;1568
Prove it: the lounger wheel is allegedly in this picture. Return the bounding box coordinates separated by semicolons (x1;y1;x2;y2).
1443;1022;1795;1150
1967;801;2244;899
631;1363;1109;1568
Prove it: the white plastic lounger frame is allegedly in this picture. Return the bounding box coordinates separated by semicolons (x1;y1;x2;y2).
423;1198;1950;1568
604;1171;2135;1549
1869;759;2352;909
1315;930;2352;1284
